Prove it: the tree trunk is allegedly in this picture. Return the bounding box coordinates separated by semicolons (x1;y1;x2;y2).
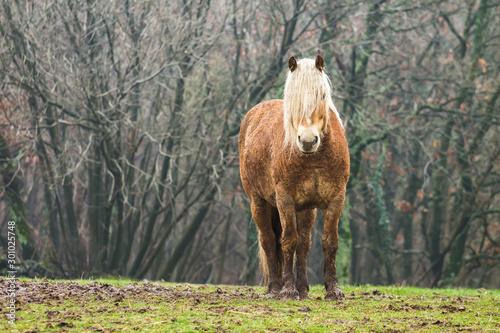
240;214;259;285
0;133;36;259
160;187;217;281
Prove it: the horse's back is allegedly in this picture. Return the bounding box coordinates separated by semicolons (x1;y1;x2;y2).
239;100;283;145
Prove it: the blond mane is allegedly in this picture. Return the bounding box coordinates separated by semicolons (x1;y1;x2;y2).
283;58;343;146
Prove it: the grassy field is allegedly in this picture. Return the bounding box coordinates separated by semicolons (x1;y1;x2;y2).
1;278;499;332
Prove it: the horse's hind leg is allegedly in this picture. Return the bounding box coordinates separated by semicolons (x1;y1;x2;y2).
322;194;346;301
251;197;282;297
296;209;316;300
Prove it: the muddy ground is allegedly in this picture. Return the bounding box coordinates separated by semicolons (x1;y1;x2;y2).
1;278;499;332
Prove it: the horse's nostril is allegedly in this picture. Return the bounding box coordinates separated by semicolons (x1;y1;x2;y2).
313;136;318;145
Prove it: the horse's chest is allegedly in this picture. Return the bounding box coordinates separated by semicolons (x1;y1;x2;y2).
292;171;337;209
272;145;349;210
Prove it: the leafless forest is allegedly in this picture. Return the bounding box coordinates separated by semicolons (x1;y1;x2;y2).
0;0;498;288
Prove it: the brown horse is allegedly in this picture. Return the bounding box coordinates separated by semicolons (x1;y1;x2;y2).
239;55;349;300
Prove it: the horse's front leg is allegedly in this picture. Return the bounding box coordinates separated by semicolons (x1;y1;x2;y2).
322;193;346;301
276;190;299;300
296;209;316;300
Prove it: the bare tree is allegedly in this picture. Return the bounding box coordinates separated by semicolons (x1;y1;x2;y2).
1;0;498;287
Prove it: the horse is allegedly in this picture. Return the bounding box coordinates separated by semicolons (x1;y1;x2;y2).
238;55;350;300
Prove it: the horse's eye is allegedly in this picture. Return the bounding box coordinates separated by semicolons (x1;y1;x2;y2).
322;93;326;100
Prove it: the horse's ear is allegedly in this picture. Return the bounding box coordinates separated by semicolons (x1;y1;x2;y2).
289;56;297;72
315;54;324;72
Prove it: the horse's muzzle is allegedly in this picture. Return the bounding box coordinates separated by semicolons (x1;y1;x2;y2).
298;135;318;153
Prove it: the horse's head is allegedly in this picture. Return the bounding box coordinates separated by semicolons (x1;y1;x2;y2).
295;85;327;154
283;55;342;154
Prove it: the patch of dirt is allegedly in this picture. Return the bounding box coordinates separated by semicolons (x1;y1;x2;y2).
386;303;433;311
0;278;265;307
439;304;466;313
207;306;227;314
46;310;59;319
298;306;312;312
23;329;39;333
0;277;270;330
347;290;396;300
329;318;353;326
432;320;446;326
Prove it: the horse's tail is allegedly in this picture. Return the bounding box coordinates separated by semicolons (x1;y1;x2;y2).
259;208;283;286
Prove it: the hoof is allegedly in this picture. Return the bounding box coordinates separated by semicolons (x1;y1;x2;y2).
299;292;311;300
325;288;345;301
266;289;281;299
280;287;299;300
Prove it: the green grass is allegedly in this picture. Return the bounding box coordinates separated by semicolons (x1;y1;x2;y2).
2;278;499;332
